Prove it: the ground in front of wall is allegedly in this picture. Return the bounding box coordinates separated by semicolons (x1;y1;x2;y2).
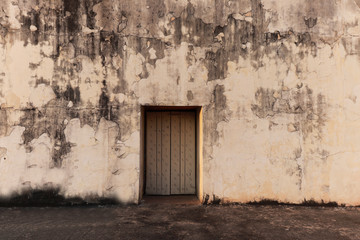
0;203;359;239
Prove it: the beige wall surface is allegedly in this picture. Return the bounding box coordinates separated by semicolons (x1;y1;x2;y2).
0;0;360;205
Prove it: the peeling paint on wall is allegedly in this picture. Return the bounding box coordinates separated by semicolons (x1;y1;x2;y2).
0;0;360;205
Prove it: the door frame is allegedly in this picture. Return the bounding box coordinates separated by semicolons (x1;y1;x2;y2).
140;106;203;201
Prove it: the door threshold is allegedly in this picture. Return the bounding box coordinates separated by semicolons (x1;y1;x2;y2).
141;195;200;205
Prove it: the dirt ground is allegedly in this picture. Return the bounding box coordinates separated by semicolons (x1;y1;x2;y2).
0;201;360;240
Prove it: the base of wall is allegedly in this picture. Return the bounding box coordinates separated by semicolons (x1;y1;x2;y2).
142;195;200;205
0;189;120;207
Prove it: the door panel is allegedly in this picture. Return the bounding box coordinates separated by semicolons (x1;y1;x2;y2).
145;112;171;195
180;114;186;193
170;113;181;194
146;111;196;195
156;113;162;192
146;112;157;194
183;112;196;194
161;112;171;194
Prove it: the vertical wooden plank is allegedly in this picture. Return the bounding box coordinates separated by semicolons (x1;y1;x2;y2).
156;112;162;194
161;112;171;195
146;112;157;194
184;112;196;194
171;113;181;194
180;113;186;193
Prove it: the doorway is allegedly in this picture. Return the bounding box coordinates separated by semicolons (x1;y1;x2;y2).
140;106;202;199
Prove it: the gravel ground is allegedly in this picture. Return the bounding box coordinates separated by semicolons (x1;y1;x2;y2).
0;204;359;240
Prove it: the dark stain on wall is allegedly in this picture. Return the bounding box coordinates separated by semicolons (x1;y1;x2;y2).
137;37;166;66
247;198;342;207
265;31;282;44
53;10;62;59
252;87;306;117
0;109;8;136
99;81;110;120
53;60;83;84
20;9;41;45
0;24;8;39
187;90;194;101
204;84;229;145
117;11;128;33
17;97;110;166
11;0;320;85
304;0;337;20
0;188;118;207
9;0;324;151
169;0;319;81
173;3;214;46
20;108;40;145
32;10;40;44
5;0;323;87
53;126;72;167
146;0;166;20
251;88;277;118
84;0;102;29
214;84;227;120
276;43;292;64
112;99;140;141
205;49;228;80
63;0;80;33
250;0;266;50
202;194;221;205
17;92;116;166
113;74;128;94
223;16;253;61
64;85;81;104
304;17;317;28
100;31;121;59
295;32;312;46
251;86;327;140
313;93;327;140
53;84;81;105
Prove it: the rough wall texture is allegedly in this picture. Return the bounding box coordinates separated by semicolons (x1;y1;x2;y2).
0;0;360;205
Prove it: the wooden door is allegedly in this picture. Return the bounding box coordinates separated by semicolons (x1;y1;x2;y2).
146;111;196;195
146;112;171;195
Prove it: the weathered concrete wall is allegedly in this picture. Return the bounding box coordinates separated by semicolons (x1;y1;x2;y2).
0;0;360;205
